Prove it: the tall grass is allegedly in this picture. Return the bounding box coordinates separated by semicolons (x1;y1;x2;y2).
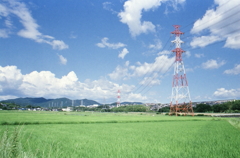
0;126;64;158
0;126;31;158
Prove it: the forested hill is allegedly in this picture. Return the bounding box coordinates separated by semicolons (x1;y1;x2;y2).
1;97;100;107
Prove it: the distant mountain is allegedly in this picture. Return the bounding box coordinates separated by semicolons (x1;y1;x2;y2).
1;97;100;107
121;102;143;105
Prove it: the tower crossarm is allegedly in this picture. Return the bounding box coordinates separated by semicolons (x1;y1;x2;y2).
172;48;185;61
171;25;184;36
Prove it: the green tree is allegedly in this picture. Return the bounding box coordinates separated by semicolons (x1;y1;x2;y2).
212;104;229;112
26;105;33;109
158;107;170;112
195;104;212;112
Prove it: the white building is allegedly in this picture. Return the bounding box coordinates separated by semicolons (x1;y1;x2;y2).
62;107;73;112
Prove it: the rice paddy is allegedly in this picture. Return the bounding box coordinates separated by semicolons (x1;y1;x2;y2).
1;111;240;158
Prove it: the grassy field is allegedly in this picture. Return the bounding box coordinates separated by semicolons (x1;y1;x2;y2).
1;111;240;158
0;111;211;125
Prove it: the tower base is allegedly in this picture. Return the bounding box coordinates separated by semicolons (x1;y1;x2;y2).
169;102;194;116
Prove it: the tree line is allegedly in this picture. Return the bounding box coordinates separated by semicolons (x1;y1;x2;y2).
157;100;240;113
75;105;148;112
194;100;240;113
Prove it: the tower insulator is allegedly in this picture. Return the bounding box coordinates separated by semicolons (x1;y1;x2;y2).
169;25;194;116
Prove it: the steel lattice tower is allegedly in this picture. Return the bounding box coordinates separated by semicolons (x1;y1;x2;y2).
117;90;121;107
169;25;194;116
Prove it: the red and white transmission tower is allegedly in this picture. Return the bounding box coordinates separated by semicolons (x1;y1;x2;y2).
117;90;121;107
169;25;194;116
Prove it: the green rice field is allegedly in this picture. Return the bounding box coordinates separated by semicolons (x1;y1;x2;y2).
1;111;240;158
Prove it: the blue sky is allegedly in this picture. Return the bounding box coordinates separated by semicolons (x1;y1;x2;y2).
0;0;239;104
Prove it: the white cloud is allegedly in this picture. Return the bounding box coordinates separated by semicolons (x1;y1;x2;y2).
0;65;147;102
108;65;130;80
118;0;159;37
224;64;240;75
139;74;161;86
0;65;23;92
224;35;240;49
96;37;126;49
195;53;204;58
51;40;69;50
213;88;240;98
124;92;148;102
0;95;19;101
118;48;129;59
0;0;68;50
202;59;225;69
149;39;162;50
190;36;222;48
132;55;175;76
158;50;171;55
190;0;240;49
118;0;185;37
58;54;67;65
108;54;174;81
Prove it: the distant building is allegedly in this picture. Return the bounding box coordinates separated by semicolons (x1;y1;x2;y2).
62;107;73;112
86;104;99;108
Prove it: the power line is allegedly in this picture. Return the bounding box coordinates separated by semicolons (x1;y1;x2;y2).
140;60;175;96
181;0;237;32
130;36;173;94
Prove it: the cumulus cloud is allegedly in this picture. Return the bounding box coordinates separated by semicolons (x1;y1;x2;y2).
108;61;131;80
96;37;126;49
57;54;67;65
202;59;225;69
132;55;175;76
213;88;240;98
0;65;146;102
118;48;129;59
190;0;240;49
0;65;23;92
190;36;222;48
139;74;161;86
108;54;175;81
118;0;158;37
0;0;68;50
224;64;240;75
118;0;185;37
